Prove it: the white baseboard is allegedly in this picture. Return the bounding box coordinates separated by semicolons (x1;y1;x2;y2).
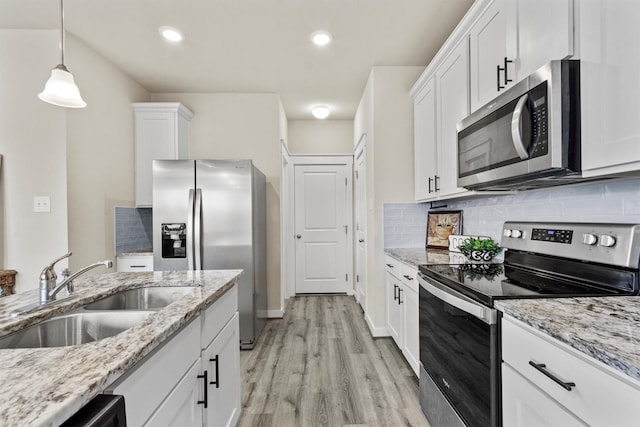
267;308;284;318
365;313;390;338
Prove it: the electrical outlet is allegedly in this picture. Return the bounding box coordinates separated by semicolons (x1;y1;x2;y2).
33;196;51;213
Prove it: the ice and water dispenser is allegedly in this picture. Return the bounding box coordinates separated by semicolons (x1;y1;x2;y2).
161;223;186;258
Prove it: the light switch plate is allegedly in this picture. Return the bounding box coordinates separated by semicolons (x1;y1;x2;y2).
33;196;51;213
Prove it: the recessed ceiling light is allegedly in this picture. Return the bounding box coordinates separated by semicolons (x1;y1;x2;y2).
311;31;332;46
312;105;331;119
159;26;184;42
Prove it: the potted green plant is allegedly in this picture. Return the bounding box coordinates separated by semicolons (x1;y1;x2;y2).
458;237;501;262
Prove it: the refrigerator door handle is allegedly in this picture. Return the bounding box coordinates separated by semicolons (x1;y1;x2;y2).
194;188;203;270
187;189;195;270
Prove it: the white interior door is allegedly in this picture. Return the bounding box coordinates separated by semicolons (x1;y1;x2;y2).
294;164;351;294
354;138;367;310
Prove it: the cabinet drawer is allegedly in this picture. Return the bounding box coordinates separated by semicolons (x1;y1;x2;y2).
502;316;640;427
201;284;238;349
117;255;153;272
399;263;418;293
384;255;401;278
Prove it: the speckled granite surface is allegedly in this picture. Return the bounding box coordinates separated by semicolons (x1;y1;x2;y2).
384;248;466;268
496;297;640;383
0;269;241;427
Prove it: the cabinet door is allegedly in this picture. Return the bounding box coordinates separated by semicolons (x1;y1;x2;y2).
202;313;241;427
580;0;640;175
514;0;573;80
402;281;420;377
469;0;509;111
436;38;470;198
414;78;438;202
385;271;403;348
144;360;204;427
502;363;587;427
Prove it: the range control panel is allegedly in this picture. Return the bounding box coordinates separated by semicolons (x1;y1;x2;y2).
501;221;640;268
531;228;573;244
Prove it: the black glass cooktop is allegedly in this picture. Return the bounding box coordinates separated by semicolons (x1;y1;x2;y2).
419;251;639;306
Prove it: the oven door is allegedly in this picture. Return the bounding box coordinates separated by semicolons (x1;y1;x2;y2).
419;273;499;427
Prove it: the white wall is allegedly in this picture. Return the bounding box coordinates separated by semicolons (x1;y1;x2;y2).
288;120;353;154
66;35;150;274
151;92;284;311
354;66;424;332
0;30;69;292
0;30;149;293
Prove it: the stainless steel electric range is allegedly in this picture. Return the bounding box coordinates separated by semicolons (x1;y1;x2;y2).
417;221;640;427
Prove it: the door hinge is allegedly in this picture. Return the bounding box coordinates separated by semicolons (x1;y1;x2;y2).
346;273;348;281
355;170;359;179
356;274;359;283
345;177;348;186
344;225;348;234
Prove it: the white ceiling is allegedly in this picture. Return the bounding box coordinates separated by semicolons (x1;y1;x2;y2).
0;0;474;120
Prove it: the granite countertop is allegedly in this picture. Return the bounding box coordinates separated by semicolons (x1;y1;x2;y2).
117;250;153;257
496;297;640;383
0;269;241;427
384;247;466;268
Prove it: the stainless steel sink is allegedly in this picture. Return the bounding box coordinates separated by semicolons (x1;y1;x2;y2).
0;311;152;349
82;286;199;311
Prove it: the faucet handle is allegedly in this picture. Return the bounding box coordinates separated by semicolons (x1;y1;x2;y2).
60;268;73;294
39;252;72;281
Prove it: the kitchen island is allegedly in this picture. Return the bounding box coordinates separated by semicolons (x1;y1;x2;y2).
0;269;241;426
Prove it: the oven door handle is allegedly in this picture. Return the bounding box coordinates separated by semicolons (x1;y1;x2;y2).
419;275;497;325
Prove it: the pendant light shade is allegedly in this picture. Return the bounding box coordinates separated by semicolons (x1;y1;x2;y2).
39;0;86;108
38;64;86;108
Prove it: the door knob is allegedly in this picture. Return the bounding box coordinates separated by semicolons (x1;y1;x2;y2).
358;239;365;243
296;234;302;239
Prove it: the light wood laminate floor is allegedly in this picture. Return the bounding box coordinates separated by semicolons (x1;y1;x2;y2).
238;295;430;427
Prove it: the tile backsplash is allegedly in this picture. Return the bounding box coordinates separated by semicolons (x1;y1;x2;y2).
114;207;153;254
442;178;640;242
384;178;640;248
384;203;430;248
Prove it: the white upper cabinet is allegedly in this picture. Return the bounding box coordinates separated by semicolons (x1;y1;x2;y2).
134;102;193;207
469;0;574;112
579;0;640;176
435;38;470;199
413;77;437;201
469;0;510;112
512;0;574;79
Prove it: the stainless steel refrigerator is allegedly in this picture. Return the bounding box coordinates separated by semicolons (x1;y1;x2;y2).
152;159;267;350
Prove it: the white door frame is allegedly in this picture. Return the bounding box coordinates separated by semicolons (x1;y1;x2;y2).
281;153;354;299
354;134;367;312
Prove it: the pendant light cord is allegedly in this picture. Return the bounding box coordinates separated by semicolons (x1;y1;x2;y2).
60;0;65;66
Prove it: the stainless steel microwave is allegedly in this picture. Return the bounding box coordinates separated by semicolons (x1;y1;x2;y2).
457;60;582;191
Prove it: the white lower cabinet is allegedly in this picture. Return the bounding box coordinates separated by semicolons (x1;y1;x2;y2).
202;313;241;427
106;285;240;427
502;315;640;427
384;255;419;377
145;360;204;427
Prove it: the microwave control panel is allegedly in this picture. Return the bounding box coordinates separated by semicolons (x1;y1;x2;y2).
529;82;548;158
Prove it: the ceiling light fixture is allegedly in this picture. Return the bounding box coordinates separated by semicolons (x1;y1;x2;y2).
159;26;185;42
38;0;86;108
312;105;330;119
311;31;332;46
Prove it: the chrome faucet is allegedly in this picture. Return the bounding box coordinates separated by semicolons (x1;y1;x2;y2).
39;255;113;304
39;252;72;304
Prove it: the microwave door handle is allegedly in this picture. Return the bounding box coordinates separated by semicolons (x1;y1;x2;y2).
194;188;203;270
187;189;195;270
511;93;530;160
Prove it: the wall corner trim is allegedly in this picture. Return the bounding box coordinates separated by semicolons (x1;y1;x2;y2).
365;313;390;338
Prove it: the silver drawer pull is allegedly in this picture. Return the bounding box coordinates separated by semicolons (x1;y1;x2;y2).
529;361;576;391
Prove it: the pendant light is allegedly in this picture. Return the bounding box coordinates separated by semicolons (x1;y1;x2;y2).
38;0;86;108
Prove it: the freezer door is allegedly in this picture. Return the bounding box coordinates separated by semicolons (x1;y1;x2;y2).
153;160;195;271
197;160;255;343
